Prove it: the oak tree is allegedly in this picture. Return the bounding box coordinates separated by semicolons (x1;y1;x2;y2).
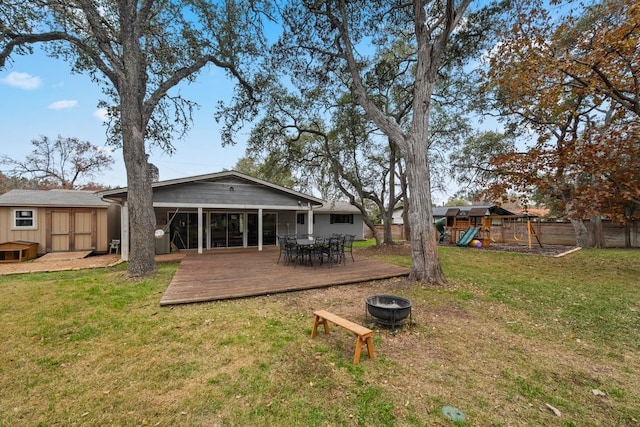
483;0;640;246
1;135;113;189
0;1;269;276
235;0;500;284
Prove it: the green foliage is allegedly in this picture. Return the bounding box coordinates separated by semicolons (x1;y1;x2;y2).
233;155;296;189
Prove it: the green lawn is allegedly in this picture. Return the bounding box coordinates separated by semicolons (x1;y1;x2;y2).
0;247;638;426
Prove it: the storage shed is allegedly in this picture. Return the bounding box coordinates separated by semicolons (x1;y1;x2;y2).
0;189;119;255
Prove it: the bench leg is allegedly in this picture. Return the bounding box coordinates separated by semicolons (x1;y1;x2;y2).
353;336;363;365
353;334;375;365
365;335;375;360
311;315;330;338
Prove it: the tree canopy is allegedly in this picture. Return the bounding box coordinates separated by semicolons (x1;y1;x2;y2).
481;0;639;243
1;135;114;190
1;0;270;276
229;0;503;284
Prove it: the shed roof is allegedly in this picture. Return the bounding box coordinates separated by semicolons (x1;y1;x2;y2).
0;189;112;208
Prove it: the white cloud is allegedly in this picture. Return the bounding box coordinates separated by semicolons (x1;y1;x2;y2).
1;71;42;89
93;108;109;121
48;100;78;110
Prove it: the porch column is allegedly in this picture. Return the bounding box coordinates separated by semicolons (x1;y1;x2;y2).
121;202;129;261
307;203;314;237
197;207;203;254
258;208;263;251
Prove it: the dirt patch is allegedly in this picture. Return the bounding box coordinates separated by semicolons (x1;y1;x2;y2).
359;241;578;257
477;242;579;256
0;252;185;275
0;253;121;275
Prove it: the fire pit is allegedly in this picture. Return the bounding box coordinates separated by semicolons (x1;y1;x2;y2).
365;294;412;335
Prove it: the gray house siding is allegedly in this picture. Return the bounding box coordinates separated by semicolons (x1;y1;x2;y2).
313;213;364;239
152;178;304;207
101;171;327;259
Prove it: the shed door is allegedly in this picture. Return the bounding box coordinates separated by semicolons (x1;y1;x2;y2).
73;211;94;250
50;211;70;251
47;209;97;252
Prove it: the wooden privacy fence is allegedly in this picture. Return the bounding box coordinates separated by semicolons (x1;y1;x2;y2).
366;220;640;248
491;220;639;247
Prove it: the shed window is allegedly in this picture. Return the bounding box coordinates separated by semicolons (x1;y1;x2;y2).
13;209;36;229
330;214;353;224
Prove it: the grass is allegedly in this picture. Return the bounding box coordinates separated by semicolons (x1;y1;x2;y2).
0;247;638;426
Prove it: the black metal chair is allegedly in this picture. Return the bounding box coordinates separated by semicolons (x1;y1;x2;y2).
342;234;355;262
315;237;335;268
277;236;289;264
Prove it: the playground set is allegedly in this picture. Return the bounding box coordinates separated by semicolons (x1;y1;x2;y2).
434;206;542;249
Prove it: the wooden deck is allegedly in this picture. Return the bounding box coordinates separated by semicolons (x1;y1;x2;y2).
160;248;409;305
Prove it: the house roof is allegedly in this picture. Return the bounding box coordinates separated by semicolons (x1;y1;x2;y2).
0;189;112;208
99;170;325;206
315;201;361;213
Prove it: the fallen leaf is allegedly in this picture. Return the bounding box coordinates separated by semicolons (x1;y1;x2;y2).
591;389;607;396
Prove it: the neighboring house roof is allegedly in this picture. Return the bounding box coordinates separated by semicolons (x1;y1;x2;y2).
99;170;325;206
0;189;112;208
315;201;361;214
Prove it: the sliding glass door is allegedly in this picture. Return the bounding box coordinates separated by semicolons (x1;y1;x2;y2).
171;211;278;249
247;213;277;246
210;213;244;248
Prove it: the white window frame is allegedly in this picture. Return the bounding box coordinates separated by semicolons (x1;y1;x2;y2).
12;208;37;230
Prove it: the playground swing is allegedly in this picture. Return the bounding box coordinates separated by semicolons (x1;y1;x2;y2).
512;218;526;241
509;215;543;248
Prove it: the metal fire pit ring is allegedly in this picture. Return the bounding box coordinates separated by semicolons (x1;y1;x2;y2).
365;294;412;335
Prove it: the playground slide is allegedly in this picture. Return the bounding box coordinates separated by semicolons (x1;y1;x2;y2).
456;227;480;247
435;217;446;242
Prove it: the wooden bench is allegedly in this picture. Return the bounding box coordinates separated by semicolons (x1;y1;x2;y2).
311;309;374;365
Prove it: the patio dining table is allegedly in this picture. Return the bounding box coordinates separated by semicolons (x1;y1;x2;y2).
293;238;318;266
289;237;342;268
295;238;316;246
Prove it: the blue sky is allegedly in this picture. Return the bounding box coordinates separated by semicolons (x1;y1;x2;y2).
0;47;247;188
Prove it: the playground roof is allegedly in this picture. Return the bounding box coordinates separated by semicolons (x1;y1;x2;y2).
433;204;524;218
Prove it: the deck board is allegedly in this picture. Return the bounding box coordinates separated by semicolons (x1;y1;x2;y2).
160;248;409;305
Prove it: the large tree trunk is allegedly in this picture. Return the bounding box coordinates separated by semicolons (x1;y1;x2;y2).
363;216;381;245
402;199;411;241
590;216;604;248
121;121;157;277
120;18;157;277
624;204;633;248
382;208;394;244
405;136;446;285
570;219;590;247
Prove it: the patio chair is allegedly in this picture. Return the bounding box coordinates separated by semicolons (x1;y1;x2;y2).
342;234;355;263
314;237;334;268
286;236;304;266
108;239;120;254
277;236;289;264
